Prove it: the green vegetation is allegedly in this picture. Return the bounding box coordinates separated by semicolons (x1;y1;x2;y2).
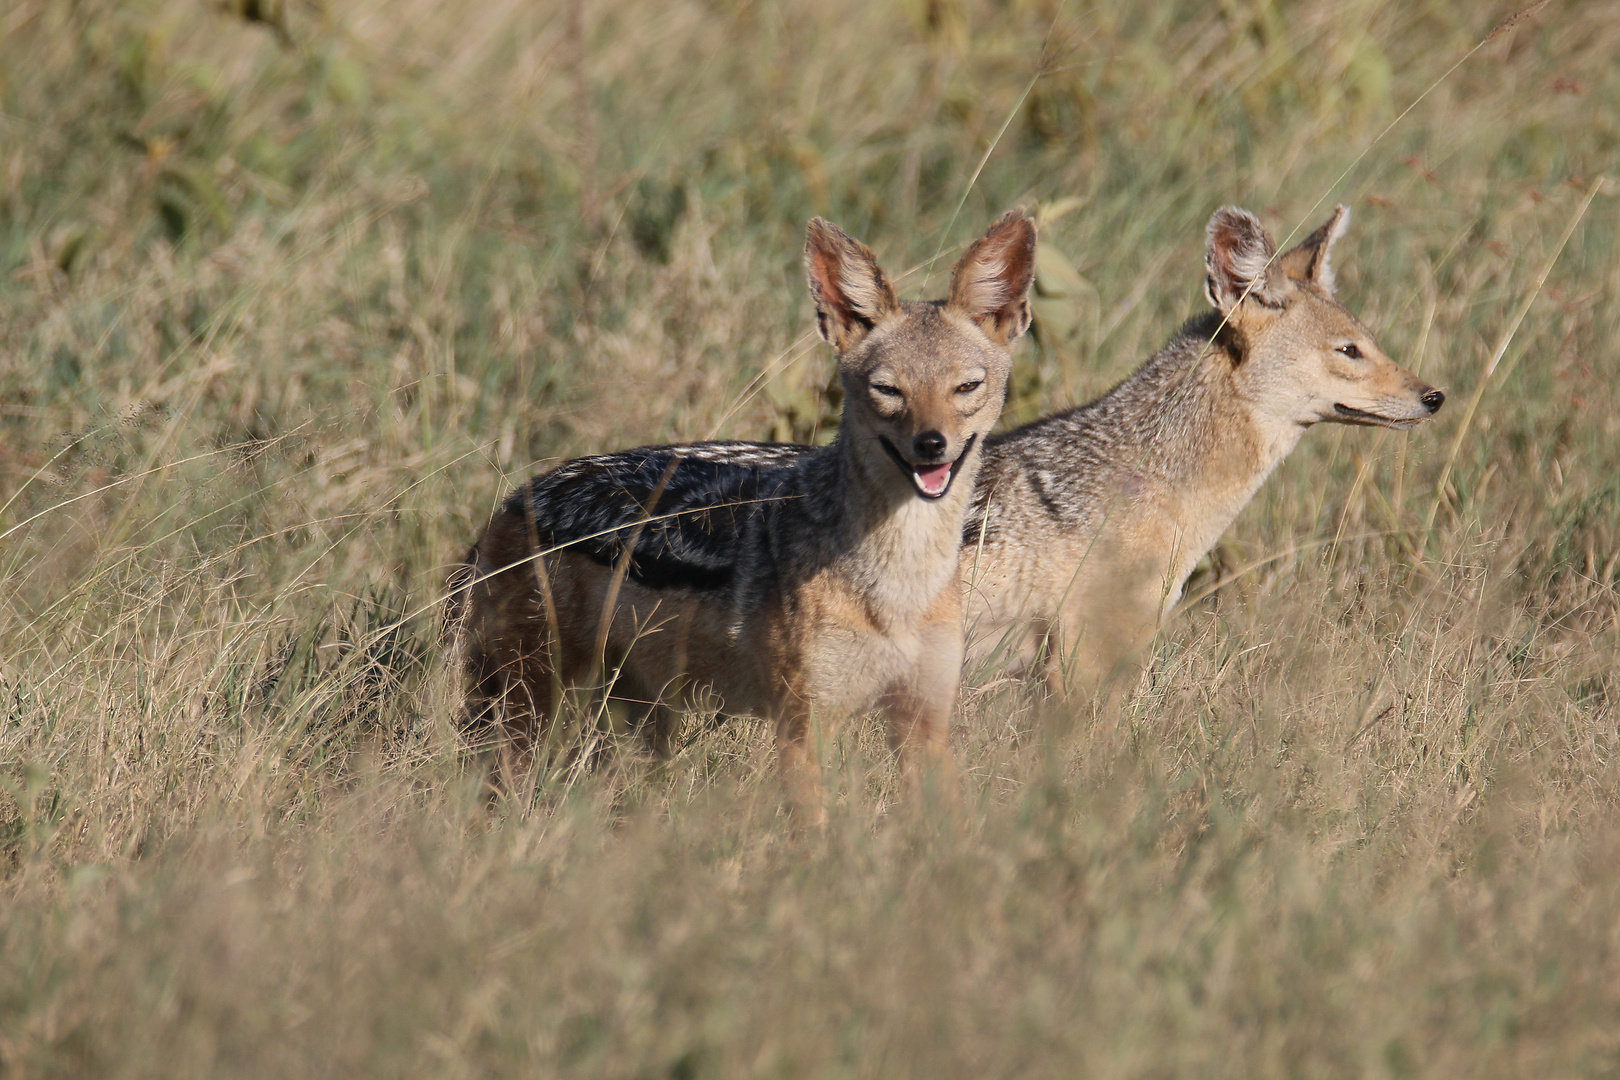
3;0;1618;1074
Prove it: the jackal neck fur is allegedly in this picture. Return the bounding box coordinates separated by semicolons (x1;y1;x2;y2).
978;311;1299;579
791;312;989;627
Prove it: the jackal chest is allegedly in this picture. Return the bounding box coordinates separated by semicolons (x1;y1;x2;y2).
769;570;961;718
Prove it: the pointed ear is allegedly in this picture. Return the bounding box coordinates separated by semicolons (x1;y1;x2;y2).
1204;206;1284;314
804;218;900;353
1277;203;1350;295
946;209;1037;345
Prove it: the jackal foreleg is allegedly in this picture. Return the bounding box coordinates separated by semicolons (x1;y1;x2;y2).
881;623;962;802
774;709;830;828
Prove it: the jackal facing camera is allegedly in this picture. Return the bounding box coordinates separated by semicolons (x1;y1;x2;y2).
457;211;1037;818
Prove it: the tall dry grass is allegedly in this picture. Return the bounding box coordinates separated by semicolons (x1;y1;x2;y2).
3;0;1619;1075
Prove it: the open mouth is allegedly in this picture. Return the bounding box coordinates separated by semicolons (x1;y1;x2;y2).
879;434;977;500
1333;403;1422;430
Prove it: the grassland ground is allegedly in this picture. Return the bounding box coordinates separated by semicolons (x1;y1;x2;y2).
3;0;1620;1075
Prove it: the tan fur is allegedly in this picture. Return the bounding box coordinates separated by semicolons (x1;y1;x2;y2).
962;205;1445;693
461;212;1037;820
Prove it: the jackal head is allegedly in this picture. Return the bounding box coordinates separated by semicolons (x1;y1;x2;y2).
1204;205;1445;433
805;210;1036;500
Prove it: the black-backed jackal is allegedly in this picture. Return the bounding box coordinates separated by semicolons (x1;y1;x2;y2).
457;211;1036;816
962;204;1444;690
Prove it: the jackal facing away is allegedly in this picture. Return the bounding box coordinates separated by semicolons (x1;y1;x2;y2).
961;204;1444;690
458;211;1036;815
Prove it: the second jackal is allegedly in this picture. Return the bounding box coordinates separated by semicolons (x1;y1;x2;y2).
960;204;1444;690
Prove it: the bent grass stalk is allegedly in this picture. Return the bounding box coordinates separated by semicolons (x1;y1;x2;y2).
1422;174;1607;537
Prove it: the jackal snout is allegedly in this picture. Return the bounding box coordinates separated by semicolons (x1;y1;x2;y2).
1205;203;1445;434
1319;338;1444;431
806;211;1036;500
860;355;994;500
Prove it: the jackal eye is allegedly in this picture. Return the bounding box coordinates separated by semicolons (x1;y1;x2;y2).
955;380;983;395
1337;344;1363;360
871;383;903;399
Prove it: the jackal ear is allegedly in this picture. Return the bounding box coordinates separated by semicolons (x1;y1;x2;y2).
1204;206;1284;314
804;218;900;353
1277;204;1350;295
946;209;1037;345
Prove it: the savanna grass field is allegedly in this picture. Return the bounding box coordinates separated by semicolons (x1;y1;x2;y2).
3;0;1620;1074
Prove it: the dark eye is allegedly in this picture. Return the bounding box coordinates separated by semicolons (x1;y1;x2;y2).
956;381;983;394
1337;344;1363;359
872;383;903;398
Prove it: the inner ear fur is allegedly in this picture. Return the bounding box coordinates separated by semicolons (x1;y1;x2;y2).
804;218;900;353
1204;206;1286;314
946;209;1037;345
1276;203;1350;295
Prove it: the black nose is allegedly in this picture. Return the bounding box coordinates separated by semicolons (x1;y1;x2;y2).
913;431;947;460
1421;389;1445;413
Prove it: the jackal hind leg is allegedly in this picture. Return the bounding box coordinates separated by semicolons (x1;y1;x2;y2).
636;699;683;760
1039;614;1128;704
464;637;564;793
466;603;603;790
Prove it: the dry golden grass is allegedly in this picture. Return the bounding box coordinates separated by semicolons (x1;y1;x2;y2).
3;0;1620;1075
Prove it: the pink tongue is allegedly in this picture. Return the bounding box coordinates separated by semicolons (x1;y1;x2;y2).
913;462;952;495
